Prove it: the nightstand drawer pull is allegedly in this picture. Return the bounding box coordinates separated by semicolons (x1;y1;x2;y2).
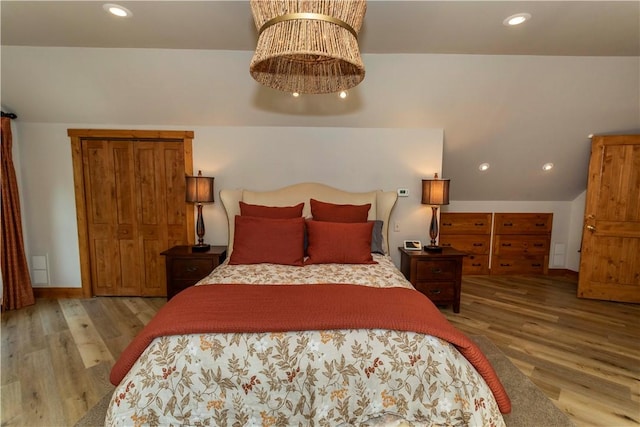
429;289;442;295
500;263;512;267
532;263;542;267
503;222;513;226
431;268;443;274
472;243;484;246
474;222;484;226
185;266;199;273
442;222;452;226
501;243;512;247
441;243;452;247
533;243;544;247
535;223;546;227
472;263;481;267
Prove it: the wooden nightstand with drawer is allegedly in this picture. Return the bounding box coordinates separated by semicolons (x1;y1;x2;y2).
161;245;227;299
399;247;466;313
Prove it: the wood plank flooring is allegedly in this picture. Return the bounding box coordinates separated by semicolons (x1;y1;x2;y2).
442;275;640;427
1;275;638;426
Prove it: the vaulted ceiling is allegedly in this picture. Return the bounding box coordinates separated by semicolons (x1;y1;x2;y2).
2;1;639;201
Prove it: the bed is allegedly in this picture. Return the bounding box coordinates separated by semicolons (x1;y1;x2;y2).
107;183;510;426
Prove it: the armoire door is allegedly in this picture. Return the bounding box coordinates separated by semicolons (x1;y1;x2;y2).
578;135;640;302
69;130;194;297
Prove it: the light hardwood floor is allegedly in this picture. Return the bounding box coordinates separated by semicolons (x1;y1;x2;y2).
1;275;638;426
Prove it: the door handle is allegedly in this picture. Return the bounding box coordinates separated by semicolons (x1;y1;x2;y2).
586;225;596;232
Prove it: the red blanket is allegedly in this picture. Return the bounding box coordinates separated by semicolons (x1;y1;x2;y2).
110;284;511;414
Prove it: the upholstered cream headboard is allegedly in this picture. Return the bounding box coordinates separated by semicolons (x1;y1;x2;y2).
220;182;398;255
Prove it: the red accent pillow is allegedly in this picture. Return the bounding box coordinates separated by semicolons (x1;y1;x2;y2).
239;201;304;218
230;216;304;266
310;199;371;223
305;220;377;265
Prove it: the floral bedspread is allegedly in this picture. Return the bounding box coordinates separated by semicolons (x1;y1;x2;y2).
106;256;505;427
198;254;412;289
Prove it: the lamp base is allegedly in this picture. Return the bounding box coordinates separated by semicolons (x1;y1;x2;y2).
191;243;211;253
423;245;443;253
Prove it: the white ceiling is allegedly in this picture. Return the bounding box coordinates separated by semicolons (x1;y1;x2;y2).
2;1;638;56
2;1;639;201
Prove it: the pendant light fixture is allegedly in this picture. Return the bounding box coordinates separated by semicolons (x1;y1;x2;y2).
249;0;367;94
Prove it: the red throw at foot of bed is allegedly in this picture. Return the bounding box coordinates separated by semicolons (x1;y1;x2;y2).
110;283;511;414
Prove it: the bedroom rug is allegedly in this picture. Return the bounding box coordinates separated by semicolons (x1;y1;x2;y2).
74;335;574;427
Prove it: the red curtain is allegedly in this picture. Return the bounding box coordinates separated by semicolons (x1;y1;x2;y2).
1;117;35;310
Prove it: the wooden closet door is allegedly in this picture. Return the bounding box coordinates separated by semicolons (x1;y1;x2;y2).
579;135;640;302
81;138;189;296
134;141;188;296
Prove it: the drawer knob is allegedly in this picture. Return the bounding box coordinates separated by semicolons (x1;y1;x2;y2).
186;266;199;273
500;263;511;267
503;222;513;227
431;268;442;274
474;222;484;226
472;243;483;247
502;243;512;247
429;289;442;295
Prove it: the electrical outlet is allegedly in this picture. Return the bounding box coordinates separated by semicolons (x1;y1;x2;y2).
397;188;409;197
394;222;400;232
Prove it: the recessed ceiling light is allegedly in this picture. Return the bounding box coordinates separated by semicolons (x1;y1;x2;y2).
103;3;132;18
542;162;554;171
503;13;531;26
479;163;490;171
339;91;348;99
292;92;300;98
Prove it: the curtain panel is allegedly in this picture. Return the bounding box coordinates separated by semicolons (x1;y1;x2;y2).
1;117;35;310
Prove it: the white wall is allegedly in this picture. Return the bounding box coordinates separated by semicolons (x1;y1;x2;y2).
15;123;443;288
567;191;587;271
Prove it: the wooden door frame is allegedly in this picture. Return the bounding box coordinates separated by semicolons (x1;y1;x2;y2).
68;129;194;297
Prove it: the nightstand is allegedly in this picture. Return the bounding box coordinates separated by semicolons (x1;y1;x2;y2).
399;247;466;313
161;245;227;300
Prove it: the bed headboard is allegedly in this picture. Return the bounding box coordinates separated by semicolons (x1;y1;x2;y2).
220;182;398;255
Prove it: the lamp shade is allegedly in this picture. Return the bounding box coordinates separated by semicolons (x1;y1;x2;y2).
249;0;366;94
422;176;450;206
185;171;214;203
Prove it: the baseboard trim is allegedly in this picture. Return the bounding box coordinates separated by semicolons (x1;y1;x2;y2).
34;287;86;299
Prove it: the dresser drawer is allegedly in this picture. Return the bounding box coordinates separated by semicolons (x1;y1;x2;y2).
416;260;457;280
440;213;492;234
440;235;491;254
491;256;546;274
462;255;490;275
494;213;552;234
414;282;455;303
170;258;215;280
492;235;550;255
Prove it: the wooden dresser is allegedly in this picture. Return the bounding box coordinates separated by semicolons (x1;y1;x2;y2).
491;213;552;275
439;212;492;275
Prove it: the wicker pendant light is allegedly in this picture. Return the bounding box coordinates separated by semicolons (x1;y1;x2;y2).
249;0;367;94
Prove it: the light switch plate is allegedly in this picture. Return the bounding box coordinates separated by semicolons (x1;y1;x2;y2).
397;188;409;197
